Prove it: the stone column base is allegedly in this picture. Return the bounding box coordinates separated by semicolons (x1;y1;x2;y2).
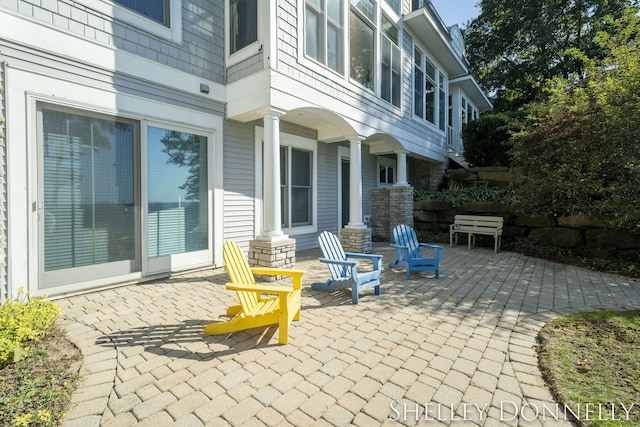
248;238;296;281
340;228;372;254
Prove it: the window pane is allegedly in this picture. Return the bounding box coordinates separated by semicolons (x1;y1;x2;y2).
231;0;257;53
350;0;375;22
291;188;311;225
379;165;386;183
391;44;401;107
291;149;311;186
350;11;374;90
327;23;343;72
42;109;136;271
328;0;342;22
388;167;394;184
381;36;391;102
384;0;401;14
381;14;398;44
114;0;168;26
147;128;208;257
414;50;424;118
305;8;321;61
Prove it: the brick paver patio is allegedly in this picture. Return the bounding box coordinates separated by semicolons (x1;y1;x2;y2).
56;244;640;426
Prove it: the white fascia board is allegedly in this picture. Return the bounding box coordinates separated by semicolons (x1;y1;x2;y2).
269;72;447;161
0;10;225;102
404;8;468;77
449;75;493;110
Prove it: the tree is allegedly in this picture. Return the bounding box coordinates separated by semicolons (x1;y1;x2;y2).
465;0;640;111
461;112;514;167
509;8;640;230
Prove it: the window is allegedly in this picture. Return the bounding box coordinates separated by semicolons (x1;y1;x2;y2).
305;0;344;73
461;96;467;124
414;49;447;129
281;147;313;227
114;0;169;26
424;59;436;124
350;0;376;90
147;128;208;257
381;14;401;107
438;72;446;130
414;49;424;118
383;0;401;14
378;157;396;185
230;0;258;54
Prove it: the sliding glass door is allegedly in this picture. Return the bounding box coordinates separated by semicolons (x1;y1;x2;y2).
39;106;139;288
37;105;213;289
146;126;210;273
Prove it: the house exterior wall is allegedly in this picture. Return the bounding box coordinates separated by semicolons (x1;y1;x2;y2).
0;0;226;84
0;1;490;297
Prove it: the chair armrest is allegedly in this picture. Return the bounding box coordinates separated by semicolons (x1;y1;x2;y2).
318;258;357;267
419;243;443;250
250;268;305;289
226;282;294;295
345;253;383;261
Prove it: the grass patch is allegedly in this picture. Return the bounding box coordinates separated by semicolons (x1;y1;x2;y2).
538;310;640;426
0;326;81;426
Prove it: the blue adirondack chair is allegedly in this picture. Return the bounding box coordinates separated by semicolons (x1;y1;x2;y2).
389;224;442;279
312;231;383;304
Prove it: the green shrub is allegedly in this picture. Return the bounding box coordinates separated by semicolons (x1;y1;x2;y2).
0;289;61;369
461;112;515;167
414;185;516;208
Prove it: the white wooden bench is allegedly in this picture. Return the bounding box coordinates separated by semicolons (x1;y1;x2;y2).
450;215;504;252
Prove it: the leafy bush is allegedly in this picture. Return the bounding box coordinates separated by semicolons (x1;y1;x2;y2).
415;185;516;208
0;289;61;369
461;112;514;167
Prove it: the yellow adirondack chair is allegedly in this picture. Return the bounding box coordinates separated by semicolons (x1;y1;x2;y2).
203;241;305;344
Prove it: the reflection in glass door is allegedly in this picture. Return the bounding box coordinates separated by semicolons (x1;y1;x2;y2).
39;106;139;289
147;127;209;272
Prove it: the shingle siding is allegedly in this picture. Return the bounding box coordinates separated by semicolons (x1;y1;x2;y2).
4;0;225;84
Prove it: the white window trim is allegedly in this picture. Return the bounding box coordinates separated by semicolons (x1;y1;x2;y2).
377;156;397;187
226;0;264;67
254;128;318;237
82;0;182;44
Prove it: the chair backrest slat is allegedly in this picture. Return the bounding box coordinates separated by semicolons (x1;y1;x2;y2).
393;224;420;259
223;241;259;311
318;231;349;280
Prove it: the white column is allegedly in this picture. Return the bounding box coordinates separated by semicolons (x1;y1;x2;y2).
394;150;409;187
259;109;286;241
346;137;365;229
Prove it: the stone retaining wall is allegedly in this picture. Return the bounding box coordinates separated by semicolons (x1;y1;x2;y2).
414;200;640;257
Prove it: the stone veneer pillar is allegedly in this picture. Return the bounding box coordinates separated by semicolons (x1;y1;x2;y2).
389;186;414;232
340;227;372;254
248;238;297;281
369;186;414;241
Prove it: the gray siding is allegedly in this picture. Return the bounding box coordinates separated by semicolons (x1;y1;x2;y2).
2;0;225;84
227;52;264;84
223;121;256;251
0;41;224;117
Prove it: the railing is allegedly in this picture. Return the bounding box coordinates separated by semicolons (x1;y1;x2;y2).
447;126;464;154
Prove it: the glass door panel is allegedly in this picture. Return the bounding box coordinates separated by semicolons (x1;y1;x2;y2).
147;127;209;273
40;107;139;289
